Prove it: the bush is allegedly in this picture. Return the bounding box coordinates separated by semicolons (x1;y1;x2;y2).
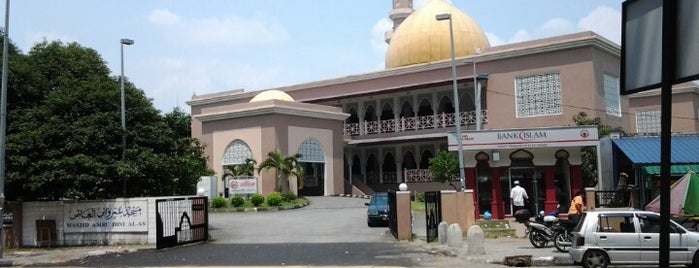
231;195;245;207
281;191;297;202
267;192;283;206
250;194;265;206
211;196;227;208
416;192;426;202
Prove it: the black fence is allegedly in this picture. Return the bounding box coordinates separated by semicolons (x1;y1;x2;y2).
156;196;208;249
425;191;442;243
595;189;637;208
388;191;398;239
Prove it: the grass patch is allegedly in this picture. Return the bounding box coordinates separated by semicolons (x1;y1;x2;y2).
411;200;426;213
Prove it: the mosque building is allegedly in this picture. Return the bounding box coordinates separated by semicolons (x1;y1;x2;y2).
188;0;699;219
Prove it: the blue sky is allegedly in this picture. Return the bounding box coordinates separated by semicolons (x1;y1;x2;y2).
4;0;622;113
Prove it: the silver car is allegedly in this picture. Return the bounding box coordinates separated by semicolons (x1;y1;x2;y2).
569;209;699;268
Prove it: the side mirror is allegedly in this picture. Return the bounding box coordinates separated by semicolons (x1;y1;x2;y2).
365;203;370;206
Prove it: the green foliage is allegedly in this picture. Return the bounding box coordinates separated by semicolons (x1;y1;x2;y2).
211;196;227;208
267;192;283;206
573;112;626;187
231;195;245;207
257;149;304;192
225;158;257;177
250;194;265;206
281;191;297;202
428;151;459;189
2;40;213;201
416;192;426;202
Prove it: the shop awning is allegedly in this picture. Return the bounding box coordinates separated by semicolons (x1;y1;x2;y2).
613;136;699;165
642;165;699;175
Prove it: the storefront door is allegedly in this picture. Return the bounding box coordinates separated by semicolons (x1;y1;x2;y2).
508;167;544;215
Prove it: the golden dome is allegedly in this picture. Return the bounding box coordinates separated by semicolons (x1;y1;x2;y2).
385;0;490;69
249;90;295;102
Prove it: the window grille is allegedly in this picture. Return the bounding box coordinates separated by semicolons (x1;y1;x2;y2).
604;74;622;117
298;138;325;163
515;73;562;118
636;109;661;134
222;140;253;165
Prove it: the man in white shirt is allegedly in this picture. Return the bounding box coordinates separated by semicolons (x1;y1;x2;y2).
510;180;528;213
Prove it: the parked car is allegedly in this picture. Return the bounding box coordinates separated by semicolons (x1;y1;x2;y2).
366;192;389;227
569;209;699;268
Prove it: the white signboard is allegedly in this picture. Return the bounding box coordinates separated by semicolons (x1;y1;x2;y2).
230;177;258;194
448;126;599;151
64;200;148;233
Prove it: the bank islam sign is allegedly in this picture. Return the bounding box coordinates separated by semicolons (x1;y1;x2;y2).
448;126;599;151
64;200;148;233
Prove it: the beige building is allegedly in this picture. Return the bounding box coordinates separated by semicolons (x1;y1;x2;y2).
188;0;698;219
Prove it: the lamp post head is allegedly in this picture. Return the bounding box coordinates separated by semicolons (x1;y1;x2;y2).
120;38;134;45
435;13;451;21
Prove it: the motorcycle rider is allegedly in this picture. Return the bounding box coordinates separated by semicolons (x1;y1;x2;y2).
567;190;586;224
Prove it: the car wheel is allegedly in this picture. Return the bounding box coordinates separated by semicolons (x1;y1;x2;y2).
581;250;609;268
553;231;572;252
529;229;548;248
691;251;699;268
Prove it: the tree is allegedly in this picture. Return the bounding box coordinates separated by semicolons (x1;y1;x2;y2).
572;112;625;187
3;40;213;200
428;150;459;190
257;149;304;192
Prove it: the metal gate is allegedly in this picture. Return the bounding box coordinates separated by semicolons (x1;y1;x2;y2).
155;196;208;249
387;191;398;239
425;191;442;242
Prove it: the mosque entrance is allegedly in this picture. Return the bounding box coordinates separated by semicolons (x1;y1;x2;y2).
297;138;326;196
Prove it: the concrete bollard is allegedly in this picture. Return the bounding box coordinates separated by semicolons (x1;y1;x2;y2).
447;223;463;248
466;225;486;255
438;221;448;244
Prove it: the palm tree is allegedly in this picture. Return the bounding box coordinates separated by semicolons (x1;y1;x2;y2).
257;149;304;192
224;158;257;178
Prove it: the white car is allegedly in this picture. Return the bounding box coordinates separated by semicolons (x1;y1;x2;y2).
569;209;699;268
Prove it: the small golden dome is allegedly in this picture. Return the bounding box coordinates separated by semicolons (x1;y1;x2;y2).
385;0;490;69
249;90;295;102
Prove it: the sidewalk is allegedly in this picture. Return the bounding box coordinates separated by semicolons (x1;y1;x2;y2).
0;244;151;267
410;211;574;266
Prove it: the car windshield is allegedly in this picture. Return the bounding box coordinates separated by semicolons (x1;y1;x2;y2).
372;194;388;205
573;213;587;232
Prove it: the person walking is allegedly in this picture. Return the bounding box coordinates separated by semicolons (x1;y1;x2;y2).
568;190;586;224
510;180;529;213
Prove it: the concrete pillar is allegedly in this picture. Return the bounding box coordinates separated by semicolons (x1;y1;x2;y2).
441;190;475;234
585;187;596;210
396;191;412;240
544;165;558;213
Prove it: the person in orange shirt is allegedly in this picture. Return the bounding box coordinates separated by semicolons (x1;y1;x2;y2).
568;190;585;224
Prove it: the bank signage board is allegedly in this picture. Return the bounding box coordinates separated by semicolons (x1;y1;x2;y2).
63;200;148;233
448;126;599;151
230;176;258;194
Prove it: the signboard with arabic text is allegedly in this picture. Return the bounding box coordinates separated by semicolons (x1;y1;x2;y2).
63;200;148;233
229;176;258;194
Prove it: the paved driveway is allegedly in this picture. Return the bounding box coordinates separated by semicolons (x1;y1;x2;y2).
209;196;394;244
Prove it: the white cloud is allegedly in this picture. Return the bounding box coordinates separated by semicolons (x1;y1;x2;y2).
148;9;181;26
485;32;504;46
371;18;391;56
508;30;531;44
147;9;289;47
536;18;576;37
21;32;76;52
578;5;621;44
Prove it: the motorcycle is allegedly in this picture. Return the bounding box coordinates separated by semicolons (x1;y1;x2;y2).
515;209;561;248
553;219;577;252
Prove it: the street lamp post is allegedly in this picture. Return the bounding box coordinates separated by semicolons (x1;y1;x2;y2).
120;38;133;196
436;13;466;191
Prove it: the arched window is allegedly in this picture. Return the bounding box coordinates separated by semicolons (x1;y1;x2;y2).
475;152;492;215
380;103;395;120
364;105;378;122
417;98;433;116
400;101;414;118
402;151;417;170
419;150;434;169
346;107;359;124
297;138;324;163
